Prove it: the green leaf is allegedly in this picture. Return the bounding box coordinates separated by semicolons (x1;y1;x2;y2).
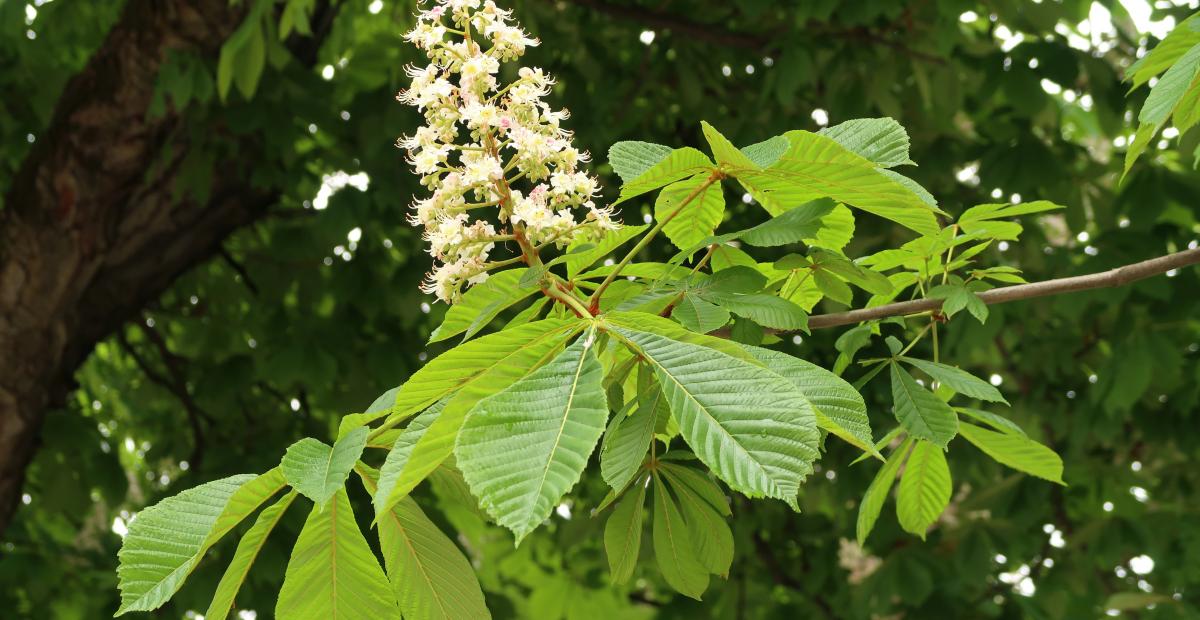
280;426;368;506
655;174;726;251
734;130;942;235
429;269;538;343
738;198;836;246
704;292;808;332
610;326;819;508
742;346;876;457
601;365;664;491
562;224;648;278
276;489;398;619
379;496;490;619
660;468;733;576
740;135;790;168
1127;13;1200;87
813;270;853;305
385;318;581;431
958;200;1064;223
205;491;298;620
955;407;1026;436
608;141;672;183
373;400;445;514
455;332;608;543
958;423;1065;485
701;121;760;169
1105;592;1174;611
890;364;958;448
233;22;265;99
817;117;914;167
613;147;714;204
115;472;282;615
376;320;584;519
895;440;952;539
652;476;709;599
1125;43;1200;173
857;438;914;545
901;357;1007;404
604;478;647;584
671;294;730;333
929;284;988;324
606;310;762;363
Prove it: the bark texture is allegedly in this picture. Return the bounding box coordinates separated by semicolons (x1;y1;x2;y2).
0;0;285;535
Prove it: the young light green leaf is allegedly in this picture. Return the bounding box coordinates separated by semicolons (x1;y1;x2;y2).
276;489;398;619
958;200;1064;223
655;174;726;251
890;364;958;448
205;491;298;620
700;121;759;169
604;479;647;584
429;268;537;343
741;346;877;457
737;198;835;247
958;423;1065;484
614;147;714;204
955;407;1026;436
280;426;368;506
1125;43;1200;174
455;332;608;543
740;135;790;168
901;357;1007;404
376;320;584;519
562;224;648;278
608;141;672;182
115;474;261;615
895;440;952;539
1126;13;1200;88
857;438;914;545
652;477;709;599
611;326;820;508
817;117;914;168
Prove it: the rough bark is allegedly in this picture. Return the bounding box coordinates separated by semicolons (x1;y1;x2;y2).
0;0;300;535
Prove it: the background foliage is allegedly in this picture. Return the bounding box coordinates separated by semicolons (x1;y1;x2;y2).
2;0;1200;617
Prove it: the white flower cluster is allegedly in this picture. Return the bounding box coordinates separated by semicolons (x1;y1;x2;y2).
398;0;619;302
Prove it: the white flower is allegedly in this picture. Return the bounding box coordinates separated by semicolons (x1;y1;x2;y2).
400;0;620;303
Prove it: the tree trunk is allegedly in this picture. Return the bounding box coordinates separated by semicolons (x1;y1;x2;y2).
0;0;331;535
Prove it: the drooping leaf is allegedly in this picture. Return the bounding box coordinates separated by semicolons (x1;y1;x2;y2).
610;326;820;508
857;438;914;545
455;332;608;543
890;364;958;448
280;426;368;506
604;478;647;584
600;365;664;491
205;491;298;620
115;472;280;615
901;357;1007;404
704;292;809;332
817;117;915;167
429;268;537;343
275;489;398;619
895;440;952;539
958;423;1065;484
376;320;584;519
742;346;876;457
660;468;733;576
658;462;731;517
652;476;709;599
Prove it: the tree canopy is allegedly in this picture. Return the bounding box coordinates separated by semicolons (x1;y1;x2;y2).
2;0;1200;618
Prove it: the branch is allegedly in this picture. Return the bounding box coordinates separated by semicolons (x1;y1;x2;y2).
803;248;1200;331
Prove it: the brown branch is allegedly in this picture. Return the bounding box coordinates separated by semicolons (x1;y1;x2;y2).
801;248;1200;331
219;247;260;296
135;320;210;467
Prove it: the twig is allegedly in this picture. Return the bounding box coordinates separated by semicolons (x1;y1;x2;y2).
219;247;260;296
120;323;210;469
800;248;1200;332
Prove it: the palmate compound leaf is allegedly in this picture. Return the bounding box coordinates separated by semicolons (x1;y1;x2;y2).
608;325;820;509
205;491;298;620
890;363;959;448
901;357;1007;404
611;145;714;205
895;440;952;540
357;466;491;620
652;475;709;600
600;364;666;492
374;318;586;519
604;474;648;585
455;330;608;543
741;345;877;457
659;464;734;577
857;438;914;545
280;426;368;506
275;488;398;619
655;173;727;252
958;422;1065;485
115;469;287;615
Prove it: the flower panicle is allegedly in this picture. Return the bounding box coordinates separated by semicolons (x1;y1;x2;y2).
398;0;618;303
